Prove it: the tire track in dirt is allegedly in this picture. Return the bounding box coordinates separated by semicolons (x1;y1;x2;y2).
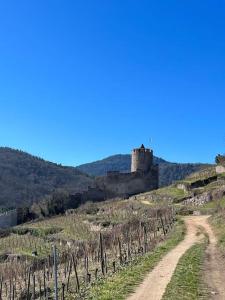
202;218;225;299
127;216;210;300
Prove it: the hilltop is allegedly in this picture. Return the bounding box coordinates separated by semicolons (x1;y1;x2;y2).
77;154;210;186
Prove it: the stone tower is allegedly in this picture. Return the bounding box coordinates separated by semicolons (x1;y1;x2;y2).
131;144;153;173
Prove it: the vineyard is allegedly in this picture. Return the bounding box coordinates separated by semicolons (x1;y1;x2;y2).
0;200;176;299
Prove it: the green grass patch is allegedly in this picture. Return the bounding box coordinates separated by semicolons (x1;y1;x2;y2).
83;219;185;300
162;242;208;300
202;197;225;210
12;226;62;237
156;186;189;199
210;209;225;251
183;167;216;182
143;186;191;204
175;198;225;217
218;172;225;179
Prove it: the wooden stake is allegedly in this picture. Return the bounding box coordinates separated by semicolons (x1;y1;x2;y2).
72;254;80;292
53;245;58;300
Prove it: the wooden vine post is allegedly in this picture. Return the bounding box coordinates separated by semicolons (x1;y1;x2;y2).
53;245;58;300
99;233;105;275
72;254;80;292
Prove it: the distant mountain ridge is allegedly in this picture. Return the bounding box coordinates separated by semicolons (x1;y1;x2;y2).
77;154;210;187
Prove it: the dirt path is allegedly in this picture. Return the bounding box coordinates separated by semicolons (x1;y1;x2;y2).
202;219;225;299
127;215;224;300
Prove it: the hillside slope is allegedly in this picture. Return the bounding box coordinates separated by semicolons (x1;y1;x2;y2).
0;148;210;209
0;148;94;208
77;154;209;187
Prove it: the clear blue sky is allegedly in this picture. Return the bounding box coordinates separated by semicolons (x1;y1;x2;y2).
0;1;225;166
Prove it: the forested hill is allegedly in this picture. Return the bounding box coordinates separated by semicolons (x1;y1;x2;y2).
77;154;210;187
0;147;94;208
0;147;210;209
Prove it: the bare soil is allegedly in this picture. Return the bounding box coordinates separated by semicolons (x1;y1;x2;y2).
202;219;225;299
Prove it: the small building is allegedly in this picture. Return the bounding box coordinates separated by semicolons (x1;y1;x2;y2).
215;154;225;174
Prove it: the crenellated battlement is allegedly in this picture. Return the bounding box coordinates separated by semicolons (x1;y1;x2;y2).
132;148;152;153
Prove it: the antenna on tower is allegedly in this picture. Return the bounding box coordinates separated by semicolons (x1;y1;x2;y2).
149;138;153;148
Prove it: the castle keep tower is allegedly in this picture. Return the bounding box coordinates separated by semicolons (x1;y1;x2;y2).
131;144;153;173
97;143;158;199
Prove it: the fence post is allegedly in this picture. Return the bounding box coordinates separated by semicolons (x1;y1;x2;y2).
0;276;3;299
27;268;31;300
99;233;105;275
32;273;35;300
72;254;80;292
53;245;58;300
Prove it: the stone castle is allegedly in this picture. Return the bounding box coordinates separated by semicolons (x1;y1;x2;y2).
0;145;158;228
95;144;159;199
69;144;159;204
215;154;225;174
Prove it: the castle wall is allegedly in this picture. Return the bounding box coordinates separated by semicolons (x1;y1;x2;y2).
0;210;17;229
69;187;105;207
97;165;159;199
70;145;159;204
82;187;105;202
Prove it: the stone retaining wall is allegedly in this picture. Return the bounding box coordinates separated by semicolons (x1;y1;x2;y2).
182;186;225;206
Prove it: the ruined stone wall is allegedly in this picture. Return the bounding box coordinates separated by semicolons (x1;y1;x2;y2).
182;186;225;206
97;165;159;199
0;210;17;228
182;192;212;206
